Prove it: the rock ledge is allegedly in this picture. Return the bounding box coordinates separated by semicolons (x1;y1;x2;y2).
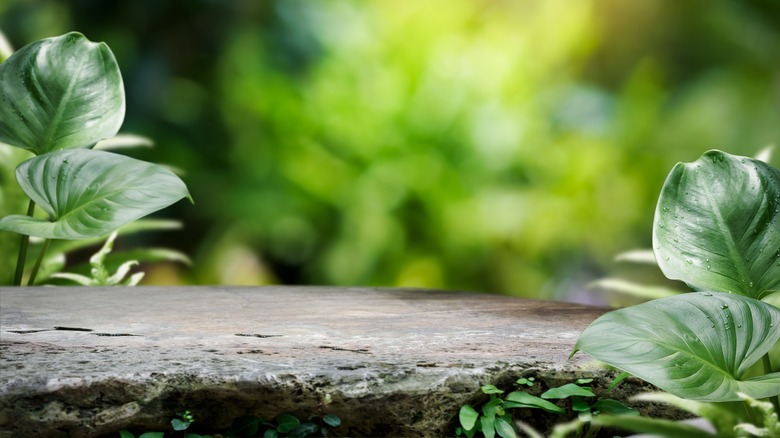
0;286;640;437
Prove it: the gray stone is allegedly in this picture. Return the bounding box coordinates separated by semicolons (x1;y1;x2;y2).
0;286;666;437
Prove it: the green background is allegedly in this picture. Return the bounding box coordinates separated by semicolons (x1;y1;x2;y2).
1;0;779;302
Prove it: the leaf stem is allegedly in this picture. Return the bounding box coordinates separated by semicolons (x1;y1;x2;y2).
762;353;780;414
27;238;51;286
12;200;36;285
743;401;758;425
584;421;600;438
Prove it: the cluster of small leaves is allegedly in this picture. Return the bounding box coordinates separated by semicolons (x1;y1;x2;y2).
171;411;196;432
456;377;637;438
51;231;144;285
120;411;212;438
736;394;780;437
225;413;341;438
116;409;340;438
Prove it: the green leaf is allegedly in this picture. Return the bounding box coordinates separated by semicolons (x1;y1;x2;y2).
138;433;164;438
459;404;479;431
119;431;135;438
591;414;724;438
482;398;504;418
614;249;658;264
591;399;639;416
550;419;586;438
0;149;191;239
481;415;496;438
481;385;504;395
494;417;517;438
571;396;590;412
171;418;191;431
322;414;341;427
573;292;780;401
632;392;742;432
47;219;182;255
94;133;154;151
755;145;774;164
589;278;681;300
289;422;319;437
515;377;534;386
516;422;545;438
51;272;92;286
275;414;301;434
739;393;780;437
263;430;279;438
653;150;780;299
36;219;185;283
541;383;594;399
504;391;565;414
226;415;261;437
0;32;125;155
607;371;631;391
0;29;12;62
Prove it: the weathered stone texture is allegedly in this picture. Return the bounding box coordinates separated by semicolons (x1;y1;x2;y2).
0;286;658;437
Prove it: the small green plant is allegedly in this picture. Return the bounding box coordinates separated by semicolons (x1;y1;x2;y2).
572;150;780;436
119;410;212;438
50;231;143;285
171;410;195;432
587;391;779;438
456;377;637;438
0;32;191;286
225;412;341;437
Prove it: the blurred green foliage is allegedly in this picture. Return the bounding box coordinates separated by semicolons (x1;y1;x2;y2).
2;0;779;300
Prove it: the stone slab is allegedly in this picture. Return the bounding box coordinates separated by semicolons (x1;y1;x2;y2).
0;286;637;437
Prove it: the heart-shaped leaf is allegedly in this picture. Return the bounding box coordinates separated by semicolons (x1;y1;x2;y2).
0;149;190;239
0;32;125;155
459;404;479;431
653;150;780;299
572;292;780;401
275;414;300;434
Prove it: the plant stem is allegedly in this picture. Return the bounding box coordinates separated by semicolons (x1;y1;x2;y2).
12;200;36;285
27;238;50;286
743;400;758;425
584;422;600;438
762;353;780;414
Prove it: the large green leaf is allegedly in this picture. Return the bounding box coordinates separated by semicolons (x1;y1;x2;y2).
0;149;191;239
0;32;125;155
572;292;780;401
653;150;780;299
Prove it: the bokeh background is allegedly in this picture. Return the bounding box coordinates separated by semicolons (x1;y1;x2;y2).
1;0;779;302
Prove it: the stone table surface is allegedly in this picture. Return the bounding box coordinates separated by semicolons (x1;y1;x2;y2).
0;286;614;437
